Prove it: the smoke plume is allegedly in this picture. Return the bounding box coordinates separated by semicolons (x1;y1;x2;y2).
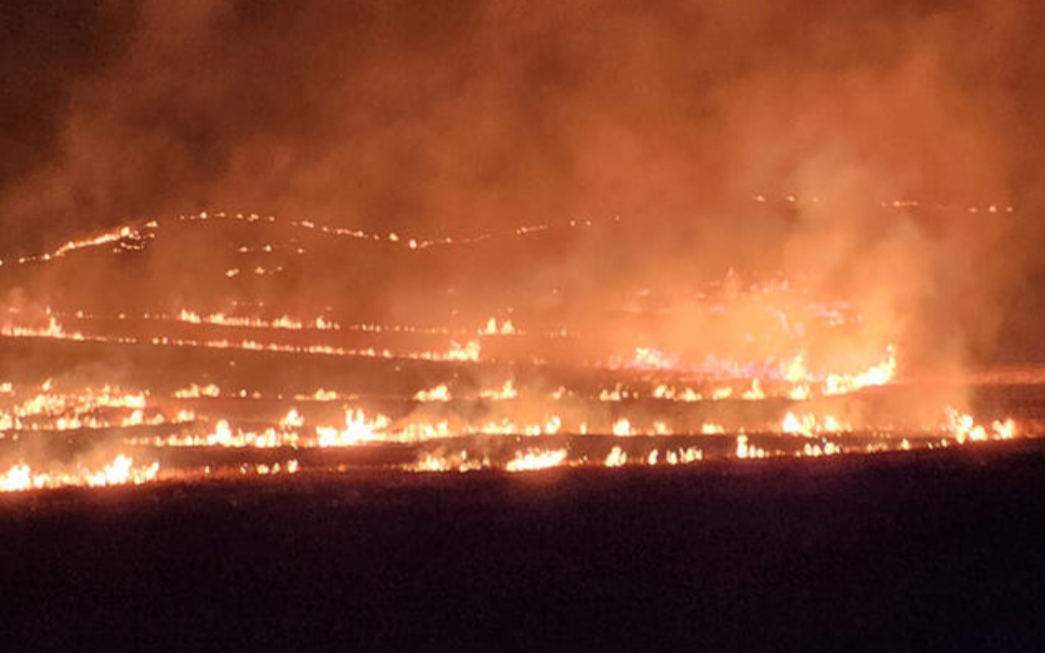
2;0;1044;363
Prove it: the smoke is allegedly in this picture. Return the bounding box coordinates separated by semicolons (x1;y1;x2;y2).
1;0;1044;363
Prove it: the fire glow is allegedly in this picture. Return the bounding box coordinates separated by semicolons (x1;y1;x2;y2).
0;366;1025;492
0;215;1035;492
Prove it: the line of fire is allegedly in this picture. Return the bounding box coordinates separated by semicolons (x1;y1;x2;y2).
1;205;1033;492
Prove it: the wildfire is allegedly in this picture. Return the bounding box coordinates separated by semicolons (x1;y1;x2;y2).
0;232;1034;493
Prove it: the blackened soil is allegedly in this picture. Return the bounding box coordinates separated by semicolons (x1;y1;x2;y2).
3;441;1045;653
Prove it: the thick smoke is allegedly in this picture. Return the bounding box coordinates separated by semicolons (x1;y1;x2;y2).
1;0;1043;364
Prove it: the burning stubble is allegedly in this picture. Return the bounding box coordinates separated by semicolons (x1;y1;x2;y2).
1;0;1043;489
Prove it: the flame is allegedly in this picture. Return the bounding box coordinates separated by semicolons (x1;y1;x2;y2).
669;447;704;464
822;346;897;396
480;317;517;335
409;451;487;473
602;445;706;468
781;412;851;437
309;389;339;401
599;385;633;402
445;340;481;362
175;383;221;398
240;460;300;476
505;448;568;472
736;435;768;459
480;379;519;401
741;379;765;400
788;384;811;400
414;384;451;402
279;409;304;430
2;309;84;340
317;409;390;447
943;407;1017;444
801;441;843;457
174;309;339;331
1;309;481;363
1;454;160;493
0;381;189;433
627;347;679;371
604;446;628;467
612;418;633;437
710;386;734;400
619;344;897;400
652;385;703;402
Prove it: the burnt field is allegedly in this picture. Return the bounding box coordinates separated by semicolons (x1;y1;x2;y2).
3;440;1045;652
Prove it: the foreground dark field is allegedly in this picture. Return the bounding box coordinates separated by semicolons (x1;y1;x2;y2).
3;440;1044;652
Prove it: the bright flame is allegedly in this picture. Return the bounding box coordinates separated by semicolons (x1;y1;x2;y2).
944;407;1017;444
414;384;451;402
317;409;390;447
0;455;160;492
505;448;568;472
604;446;628;467
736;435;767;459
480;379;519;401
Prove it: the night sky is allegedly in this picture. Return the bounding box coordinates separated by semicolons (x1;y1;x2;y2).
2;0;1045;358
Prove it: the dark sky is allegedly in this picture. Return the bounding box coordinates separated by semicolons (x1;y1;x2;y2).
2;0;1044;359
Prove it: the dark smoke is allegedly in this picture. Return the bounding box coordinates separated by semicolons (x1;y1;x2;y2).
2;0;1044;362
